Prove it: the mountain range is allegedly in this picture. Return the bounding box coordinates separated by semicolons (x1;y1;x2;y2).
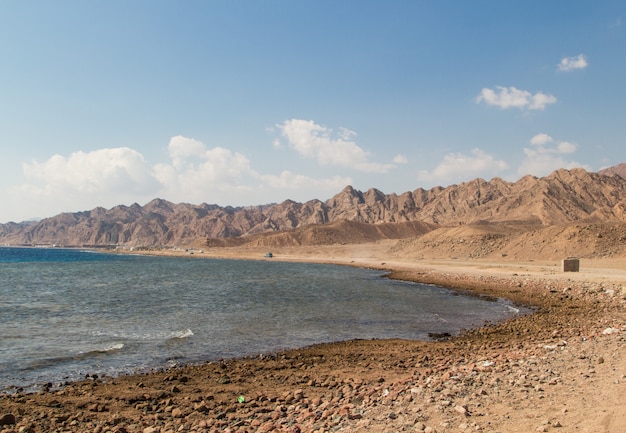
1;166;625;249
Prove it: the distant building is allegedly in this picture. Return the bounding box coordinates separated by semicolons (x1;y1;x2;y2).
562;257;579;272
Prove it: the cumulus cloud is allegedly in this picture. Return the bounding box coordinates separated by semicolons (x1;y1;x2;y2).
15;137;263;211
6;135;354;221
276;119;396;173
558;54;588;72
476;86;557;110
517;133;589;177
21;147;158;196
167;136;207;170
530;133;554;146
153;136;259;203
417;148;509;184
7;147;160;220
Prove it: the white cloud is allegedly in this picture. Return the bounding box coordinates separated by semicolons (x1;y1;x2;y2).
528;92;557;110
5;136;354;221
261;170;351;191
558;54;588;72
418;148;509;184
7;147;160;220
167;135;207;170
153;137;259;203
557;141;577;154
518;134;589;177
276;119;396;173
530;133;554;146
21;147;158;196
528;133;577;155
476;86;557;110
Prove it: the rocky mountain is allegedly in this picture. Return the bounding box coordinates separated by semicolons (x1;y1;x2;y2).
1;167;625;248
599;162;626;180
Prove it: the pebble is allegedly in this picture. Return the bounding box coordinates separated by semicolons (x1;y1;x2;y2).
454;404;469;416
0;414;16;426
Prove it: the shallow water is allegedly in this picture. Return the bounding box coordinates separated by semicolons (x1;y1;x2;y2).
0;247;525;392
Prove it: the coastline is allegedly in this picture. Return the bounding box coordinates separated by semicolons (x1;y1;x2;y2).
1;246;625;432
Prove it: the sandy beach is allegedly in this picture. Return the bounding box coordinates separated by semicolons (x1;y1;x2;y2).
1;244;625;433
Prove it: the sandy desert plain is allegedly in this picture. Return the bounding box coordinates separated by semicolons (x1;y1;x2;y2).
1;239;626;433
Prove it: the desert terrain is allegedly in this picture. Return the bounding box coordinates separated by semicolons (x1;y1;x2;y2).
2;224;625;433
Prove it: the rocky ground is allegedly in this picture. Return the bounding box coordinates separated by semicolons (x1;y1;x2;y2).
1;250;625;433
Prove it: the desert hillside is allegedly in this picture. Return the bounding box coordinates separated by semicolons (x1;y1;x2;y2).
389;222;626;262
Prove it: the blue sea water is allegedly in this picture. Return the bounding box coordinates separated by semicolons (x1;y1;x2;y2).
0;247;526;393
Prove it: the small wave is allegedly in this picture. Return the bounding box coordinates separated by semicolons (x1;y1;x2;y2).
94;343;125;353
172;328;194;339
92;329;193;341
20;343;125;372
505;305;520;314
77;343;125;358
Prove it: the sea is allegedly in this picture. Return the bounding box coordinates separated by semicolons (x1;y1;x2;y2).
0;247;527;393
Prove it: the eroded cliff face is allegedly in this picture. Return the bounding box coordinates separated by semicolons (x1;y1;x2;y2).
1;167;626;248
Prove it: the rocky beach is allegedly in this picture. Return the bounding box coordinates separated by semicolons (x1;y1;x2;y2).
1;246;625;433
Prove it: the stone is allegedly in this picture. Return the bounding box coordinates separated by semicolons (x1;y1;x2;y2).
0;414;16;426
454;404;469;416
293;389;305;401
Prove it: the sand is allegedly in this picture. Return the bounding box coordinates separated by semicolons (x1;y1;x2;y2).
1;243;625;433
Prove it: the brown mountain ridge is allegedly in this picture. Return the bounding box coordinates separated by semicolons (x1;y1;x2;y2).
1;167;626;252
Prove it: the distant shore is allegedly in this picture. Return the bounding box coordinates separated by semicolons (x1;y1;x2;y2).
2;245;625;432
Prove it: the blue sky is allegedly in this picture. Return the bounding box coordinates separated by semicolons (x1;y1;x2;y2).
1;1;625;223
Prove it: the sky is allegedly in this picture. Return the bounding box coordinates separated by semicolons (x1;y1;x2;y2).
1;1;625;223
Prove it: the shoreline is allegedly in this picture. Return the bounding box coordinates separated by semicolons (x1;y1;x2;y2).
2;248;625;432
